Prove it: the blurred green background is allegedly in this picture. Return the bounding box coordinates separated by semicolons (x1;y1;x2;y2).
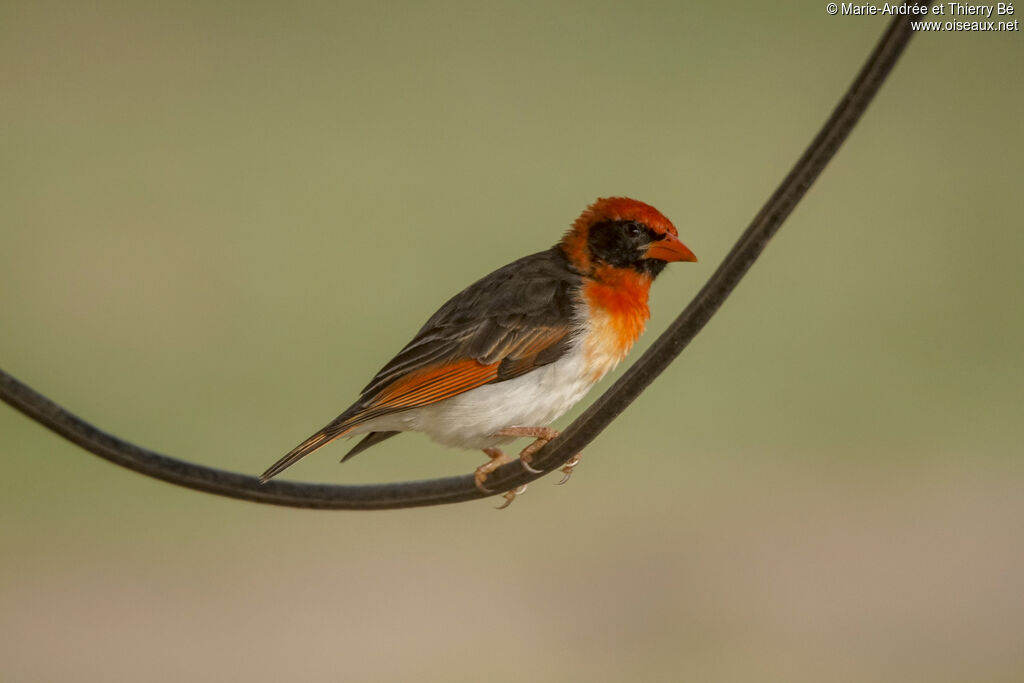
2;2;1022;681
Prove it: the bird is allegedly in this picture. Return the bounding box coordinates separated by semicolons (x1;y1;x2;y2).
259;197;696;506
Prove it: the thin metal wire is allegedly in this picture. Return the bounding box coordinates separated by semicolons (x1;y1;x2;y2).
0;6;932;510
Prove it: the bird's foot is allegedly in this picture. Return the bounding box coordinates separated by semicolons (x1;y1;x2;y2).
557;453;582;485
476;448;529;509
475;447;511;493
493;426;560;474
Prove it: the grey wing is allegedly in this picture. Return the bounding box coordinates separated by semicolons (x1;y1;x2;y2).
355;246;580;402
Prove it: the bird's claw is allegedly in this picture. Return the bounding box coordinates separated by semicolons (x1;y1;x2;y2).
520;456;543;474
495;484;528;510
556;453;582;485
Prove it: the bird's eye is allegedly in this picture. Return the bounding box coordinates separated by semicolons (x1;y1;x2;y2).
625;222;642;238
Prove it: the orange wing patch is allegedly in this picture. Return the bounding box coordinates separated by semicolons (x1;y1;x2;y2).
372;359;500;410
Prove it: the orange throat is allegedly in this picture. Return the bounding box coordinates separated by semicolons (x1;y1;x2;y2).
580;266;652;382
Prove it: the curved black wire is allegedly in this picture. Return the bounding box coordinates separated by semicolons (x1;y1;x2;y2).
0;7;931;509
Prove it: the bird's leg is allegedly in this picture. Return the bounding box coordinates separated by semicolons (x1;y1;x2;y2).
494;426;583;484
476;447;527;509
493;426;560;473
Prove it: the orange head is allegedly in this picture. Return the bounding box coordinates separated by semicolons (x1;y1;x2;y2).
560;197;696;278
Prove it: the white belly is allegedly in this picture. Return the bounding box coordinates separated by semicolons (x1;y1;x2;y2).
352;342;599;450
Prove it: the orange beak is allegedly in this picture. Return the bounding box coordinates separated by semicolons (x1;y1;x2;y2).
645;233;697;263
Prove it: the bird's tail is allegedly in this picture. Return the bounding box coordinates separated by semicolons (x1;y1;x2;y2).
259;422;353;483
